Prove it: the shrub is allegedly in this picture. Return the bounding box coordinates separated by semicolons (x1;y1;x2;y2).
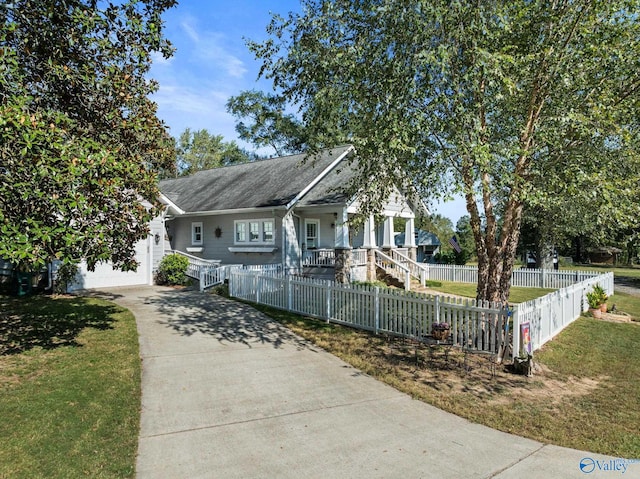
156;254;189;286
54;262;79;294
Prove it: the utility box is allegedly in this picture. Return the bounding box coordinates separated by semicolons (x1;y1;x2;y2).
16;272;33;296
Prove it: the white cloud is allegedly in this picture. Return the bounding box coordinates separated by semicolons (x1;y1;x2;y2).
150;83;240;140
150;51;173;67
176;16;248;79
180;17;200;43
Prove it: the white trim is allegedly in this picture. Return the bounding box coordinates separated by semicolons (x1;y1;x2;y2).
159;192;185;215
234;218;275;245
191;222;203;245
304;219;320;249
228;246;278;253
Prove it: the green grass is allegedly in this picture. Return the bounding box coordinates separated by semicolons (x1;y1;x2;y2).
567;264;640;284
243;288;640;459
426;280;554;303
0;295;141;479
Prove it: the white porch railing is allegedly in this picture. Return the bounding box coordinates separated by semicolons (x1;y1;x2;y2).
352;249;367;266
302;249;335;266
375;250;411;291
169;250;223;291
390;249;426;286
302;248;368;267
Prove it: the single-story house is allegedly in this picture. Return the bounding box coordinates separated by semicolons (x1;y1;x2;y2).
395;229;441;263
159;145;427;283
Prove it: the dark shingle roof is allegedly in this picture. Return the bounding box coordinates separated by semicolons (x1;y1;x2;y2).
160;145;356;213
395;229;441;247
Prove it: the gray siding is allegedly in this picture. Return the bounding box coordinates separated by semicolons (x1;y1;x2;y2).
168;213;283;266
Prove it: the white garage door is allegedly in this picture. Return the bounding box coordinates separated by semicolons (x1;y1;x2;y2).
69;236;152;291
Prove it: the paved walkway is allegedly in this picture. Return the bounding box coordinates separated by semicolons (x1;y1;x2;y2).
102;286;623;479
614;275;640;297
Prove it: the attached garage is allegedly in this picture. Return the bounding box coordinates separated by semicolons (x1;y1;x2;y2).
68;216;165;292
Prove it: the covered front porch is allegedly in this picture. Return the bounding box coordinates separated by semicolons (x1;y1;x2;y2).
285;204;419;284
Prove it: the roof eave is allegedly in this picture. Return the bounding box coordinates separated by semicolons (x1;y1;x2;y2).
285;145;355;212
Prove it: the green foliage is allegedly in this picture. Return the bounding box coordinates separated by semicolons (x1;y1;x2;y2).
226;90;308;156
586;290;602;309
249;0;640;302
0;0;177;272
209;282;230;297
434;250;470;266
155;254;189;286
53;262;79;295
174;128;251;177
592;284;608;304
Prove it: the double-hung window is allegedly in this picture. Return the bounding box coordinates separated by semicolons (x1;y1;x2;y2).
234;219;274;245
191;222;203;245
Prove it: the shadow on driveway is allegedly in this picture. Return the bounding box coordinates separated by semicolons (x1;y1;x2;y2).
136;287;317;351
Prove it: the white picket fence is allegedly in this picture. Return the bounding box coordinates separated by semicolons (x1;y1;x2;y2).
228;267;615;360
423;264;603;289
511;272;614;356
229;270;508;356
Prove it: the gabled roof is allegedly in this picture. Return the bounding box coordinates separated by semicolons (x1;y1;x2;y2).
160;145;356;214
395;229;441;247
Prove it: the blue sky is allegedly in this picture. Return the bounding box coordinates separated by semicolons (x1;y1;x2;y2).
149;0;466;224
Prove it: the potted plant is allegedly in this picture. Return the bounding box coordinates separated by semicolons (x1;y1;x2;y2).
586;289;603;319
431;322;451;340
592;284;608;312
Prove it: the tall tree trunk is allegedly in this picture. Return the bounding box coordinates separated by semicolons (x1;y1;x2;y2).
535;227;555;269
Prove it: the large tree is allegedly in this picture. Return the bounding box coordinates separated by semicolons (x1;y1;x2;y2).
226;90;308;156
174;128;251;177
0;0;176;272
250;0;640;302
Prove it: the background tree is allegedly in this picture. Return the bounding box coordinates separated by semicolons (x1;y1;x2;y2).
454;216;476;264
226;90;308;156
418;214;453;253
250;0;640;302
0;0;176;272
174;128;251;177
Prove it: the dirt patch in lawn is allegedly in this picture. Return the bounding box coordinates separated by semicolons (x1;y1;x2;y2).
372;336;607;408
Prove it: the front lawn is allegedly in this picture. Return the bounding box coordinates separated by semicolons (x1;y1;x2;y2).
426;280;554;303
0;295;140;479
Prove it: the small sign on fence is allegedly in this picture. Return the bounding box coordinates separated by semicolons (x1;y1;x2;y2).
520;322;532;355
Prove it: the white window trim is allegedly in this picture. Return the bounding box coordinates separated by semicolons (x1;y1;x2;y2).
305;219;320;249
234;219;275;245
191;222;203;245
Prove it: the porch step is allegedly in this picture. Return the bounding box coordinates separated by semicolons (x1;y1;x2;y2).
376;267;406;289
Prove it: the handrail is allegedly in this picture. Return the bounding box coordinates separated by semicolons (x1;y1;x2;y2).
374;249;411;291
390;249;426;286
169;250;221;267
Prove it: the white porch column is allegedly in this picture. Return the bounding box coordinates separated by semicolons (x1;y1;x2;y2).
362;215;377;249
403;218;416;248
363;215;377;282
283;212;300;273
382;216;396;249
334;207;350;248
403;217;417;262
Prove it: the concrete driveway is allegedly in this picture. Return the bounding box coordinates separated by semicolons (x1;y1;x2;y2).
101;286;622;479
